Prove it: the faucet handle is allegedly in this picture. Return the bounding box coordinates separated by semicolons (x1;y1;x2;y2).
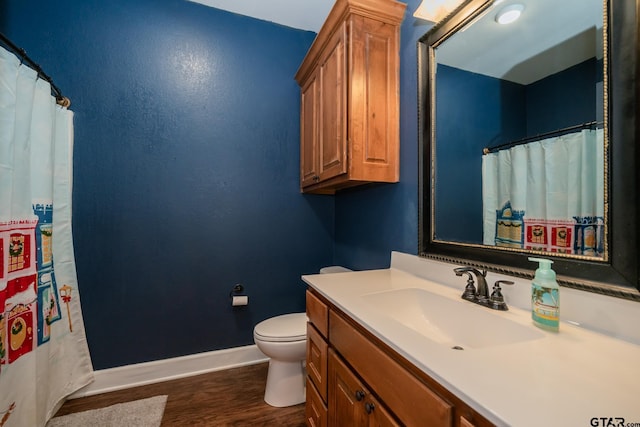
494;280;514;288
489;280;513;310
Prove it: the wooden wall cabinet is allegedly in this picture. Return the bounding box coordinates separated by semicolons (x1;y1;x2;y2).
305;289;495;427
295;0;406;194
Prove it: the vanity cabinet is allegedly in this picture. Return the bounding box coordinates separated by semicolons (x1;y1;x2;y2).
305;288;495;427
295;0;406;194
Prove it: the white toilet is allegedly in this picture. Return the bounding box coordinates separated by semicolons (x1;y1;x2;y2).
253;265;352;407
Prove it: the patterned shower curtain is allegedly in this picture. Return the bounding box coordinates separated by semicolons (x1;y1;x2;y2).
0;46;93;426
482;128;605;257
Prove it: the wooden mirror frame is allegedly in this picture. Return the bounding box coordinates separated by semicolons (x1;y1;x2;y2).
417;0;639;300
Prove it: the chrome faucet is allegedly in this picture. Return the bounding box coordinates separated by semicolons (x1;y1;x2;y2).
453;267;513;310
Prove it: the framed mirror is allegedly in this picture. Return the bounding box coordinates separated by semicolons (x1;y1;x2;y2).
418;0;639;299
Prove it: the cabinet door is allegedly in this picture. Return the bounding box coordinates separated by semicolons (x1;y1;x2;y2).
329;349;366;426
306;377;328;427
307;323;328;401
348;14;400;183
329;350;399;427
365;399;399;427
300;74;319;188
318;22;348;182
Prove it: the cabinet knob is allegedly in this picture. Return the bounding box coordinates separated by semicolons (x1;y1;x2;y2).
364;402;375;414
355;390;365;401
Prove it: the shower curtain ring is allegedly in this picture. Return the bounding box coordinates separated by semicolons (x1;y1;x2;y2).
56;96;71;108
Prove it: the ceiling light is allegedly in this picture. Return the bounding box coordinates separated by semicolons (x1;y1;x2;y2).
495;4;524;25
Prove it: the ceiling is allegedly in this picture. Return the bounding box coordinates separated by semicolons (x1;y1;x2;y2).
187;0;604;85
186;0;334;32
436;0;604;84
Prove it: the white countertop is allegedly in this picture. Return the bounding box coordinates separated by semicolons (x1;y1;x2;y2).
302;265;640;427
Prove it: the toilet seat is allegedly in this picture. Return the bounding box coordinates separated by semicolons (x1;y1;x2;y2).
254;313;307;342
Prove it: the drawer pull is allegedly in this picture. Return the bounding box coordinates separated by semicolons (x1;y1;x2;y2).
364;402;375;414
355;390;365;401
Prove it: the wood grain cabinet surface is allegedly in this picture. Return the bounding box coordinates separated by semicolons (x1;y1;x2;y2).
306;376;328;427
307;322;329;401
306;290;330;425
295;0;406;194
305;289;496;427
329;349;399;426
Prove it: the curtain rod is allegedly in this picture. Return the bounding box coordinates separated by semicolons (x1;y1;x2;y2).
0;32;70;107
482;121;602;155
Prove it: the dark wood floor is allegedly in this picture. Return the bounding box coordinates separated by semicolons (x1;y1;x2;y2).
52;362;305;426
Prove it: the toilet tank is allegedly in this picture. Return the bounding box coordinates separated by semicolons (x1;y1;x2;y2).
319;266;352;274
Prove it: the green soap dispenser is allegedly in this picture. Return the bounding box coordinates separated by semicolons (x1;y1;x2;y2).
529;257;559;332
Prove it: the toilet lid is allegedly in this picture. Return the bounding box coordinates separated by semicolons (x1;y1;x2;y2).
254;313;307;342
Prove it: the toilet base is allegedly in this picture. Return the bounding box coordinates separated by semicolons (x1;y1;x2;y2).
263;359;306;407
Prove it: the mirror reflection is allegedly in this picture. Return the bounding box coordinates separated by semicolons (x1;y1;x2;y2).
432;0;605;260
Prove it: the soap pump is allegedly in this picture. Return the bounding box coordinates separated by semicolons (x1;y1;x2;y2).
529;257;560;331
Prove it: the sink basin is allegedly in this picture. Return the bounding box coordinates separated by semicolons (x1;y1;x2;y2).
361;288;544;349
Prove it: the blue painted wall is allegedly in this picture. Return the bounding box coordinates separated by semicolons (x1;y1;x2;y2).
2;0;333;369
434;65;525;244
334;0;426;270
526;58;601;135
2;0;602;370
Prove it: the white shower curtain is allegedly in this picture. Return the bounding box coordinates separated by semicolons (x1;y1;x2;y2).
0;46;93;426
482;128;604;256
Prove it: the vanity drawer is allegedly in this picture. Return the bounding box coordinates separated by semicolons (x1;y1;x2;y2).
329;310;453;427
305;377;328;427
307;322;328;401
306;290;329;338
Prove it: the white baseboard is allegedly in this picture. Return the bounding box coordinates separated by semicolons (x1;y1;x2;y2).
70;344;268;399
